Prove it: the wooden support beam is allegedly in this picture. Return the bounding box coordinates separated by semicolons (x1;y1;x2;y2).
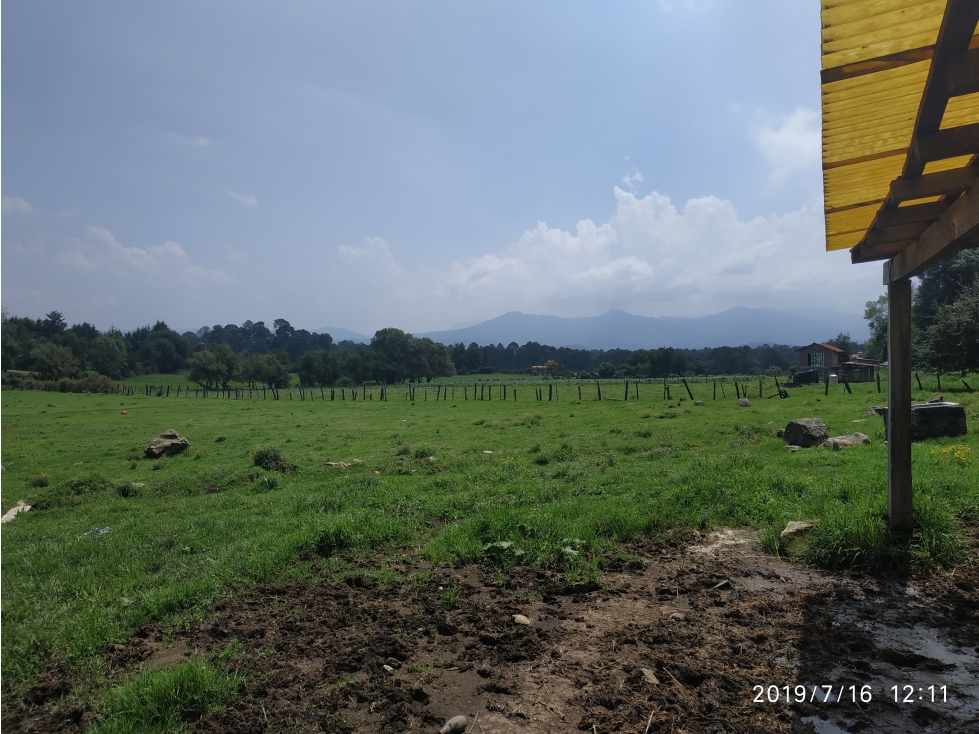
886;278;913;534
875;200;952;228
888;176;979;281
852;240;916;264
903;0;979;178
949;46;979;97
865;221;930;247
914;123;979;164
889;166;978;203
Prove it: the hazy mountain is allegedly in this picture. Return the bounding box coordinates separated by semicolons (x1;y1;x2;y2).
314;326;371;344
415;308;869;351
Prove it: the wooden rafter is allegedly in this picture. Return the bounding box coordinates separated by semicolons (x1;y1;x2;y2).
850;0;979;265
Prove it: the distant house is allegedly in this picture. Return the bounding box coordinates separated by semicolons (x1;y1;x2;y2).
530;365;548;376
838;358;880;383
796;343;845;380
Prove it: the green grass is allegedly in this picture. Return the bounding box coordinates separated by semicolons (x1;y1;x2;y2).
2;373;977;701
89;656;243;734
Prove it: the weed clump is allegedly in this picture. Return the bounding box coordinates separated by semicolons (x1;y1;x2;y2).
252;444;295;472
90;659;242;734
26;472;50;488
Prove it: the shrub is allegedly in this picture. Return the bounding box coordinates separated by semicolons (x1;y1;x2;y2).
252;444;295;472
26;472;51;488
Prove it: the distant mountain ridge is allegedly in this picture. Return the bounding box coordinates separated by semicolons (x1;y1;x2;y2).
412;307;869;351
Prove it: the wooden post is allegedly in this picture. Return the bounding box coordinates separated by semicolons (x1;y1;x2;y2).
758;379;763;399
735;382;740;399
549;384;553;401
937;373;942;390
624;380;629;401
824;369;829;396
681;378;694;401
887;277;913;533
578;385;582;400
662;379;667;400
876;372;881;393
596;381;602;401
915;372;923;391
720;382;725;398
963;380;973;392
713;381;716;400
635;381;639;400
841;373;852;395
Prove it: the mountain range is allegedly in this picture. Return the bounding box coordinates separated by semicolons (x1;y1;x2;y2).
317;307;869;351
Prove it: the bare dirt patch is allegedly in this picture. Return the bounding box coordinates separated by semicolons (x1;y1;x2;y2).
4;528;977;733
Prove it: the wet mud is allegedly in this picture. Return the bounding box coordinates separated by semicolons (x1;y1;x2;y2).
4;527;977;733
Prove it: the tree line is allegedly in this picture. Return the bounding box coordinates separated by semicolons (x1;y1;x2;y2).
862;249;979;376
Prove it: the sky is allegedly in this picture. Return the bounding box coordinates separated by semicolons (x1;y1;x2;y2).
2;0;886;335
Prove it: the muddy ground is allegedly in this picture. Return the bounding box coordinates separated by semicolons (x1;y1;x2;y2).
6;527;978;733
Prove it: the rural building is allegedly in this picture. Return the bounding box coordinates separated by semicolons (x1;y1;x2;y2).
795;343;845;379
837;359;879;383
529;365;548;376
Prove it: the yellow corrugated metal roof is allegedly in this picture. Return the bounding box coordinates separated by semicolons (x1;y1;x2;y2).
820;0;979;257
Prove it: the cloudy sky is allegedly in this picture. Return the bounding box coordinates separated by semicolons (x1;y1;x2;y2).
2;1;884;334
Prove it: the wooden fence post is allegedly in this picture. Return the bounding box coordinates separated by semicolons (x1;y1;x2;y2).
915;372;923;391
681;378;694;401
596;381;602;401
876;372;881;393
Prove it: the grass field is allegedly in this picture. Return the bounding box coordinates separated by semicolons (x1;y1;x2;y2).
2;373;977;717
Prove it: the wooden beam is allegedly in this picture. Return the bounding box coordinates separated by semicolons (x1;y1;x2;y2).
865;222;930;247
852;241;915;265
914;123;979;164
888;176;979;281
889;166;978;203
903;0;979;177
886;278;913;534
948;46;979;97
876;200;952;228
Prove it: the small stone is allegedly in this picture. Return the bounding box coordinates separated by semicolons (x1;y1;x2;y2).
821;432;870;449
428;456;437;461
385;657;401;667
440;715;469;734
787;445;802;452
324;461;350;469
737;397;750;407
383;664;395;673
373;470;381;475
121;410;128;415
512;614;532;626
781;520;815;555
928;395;944;403
483;450;494;454
641;668;660;685
853;419;866;423
694;400;704;406
668;612;685;621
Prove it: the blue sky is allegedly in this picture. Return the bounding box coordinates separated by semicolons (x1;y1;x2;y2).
3;1;885;334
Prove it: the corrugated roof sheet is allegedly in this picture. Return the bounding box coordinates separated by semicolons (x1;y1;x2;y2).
820;0;979;258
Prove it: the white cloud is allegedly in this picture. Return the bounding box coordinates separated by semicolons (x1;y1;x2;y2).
48;226;235;283
2;195;34;214
621;169;644;192
754;106;821;179
228;190;258;207
168;132;212;147
330;185;879;331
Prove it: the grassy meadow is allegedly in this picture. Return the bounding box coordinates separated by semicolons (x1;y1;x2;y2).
2;374;978;703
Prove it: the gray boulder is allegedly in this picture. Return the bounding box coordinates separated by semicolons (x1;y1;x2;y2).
737;397;750;407
783;418;828;448
145;429;190;458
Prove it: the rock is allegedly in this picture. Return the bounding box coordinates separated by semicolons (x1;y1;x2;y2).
780;520;815;555
787;445;802;452
385;657;401;667
483;450;494;454
737;397;750;407
783;418;828;448
382;664;395;673
641;668;660;685
853;419;866;423
668;612;685;621
440;715;469;734
694;400;704;406
821;432;870;449
866;406;886;416
324;462;350;469
120;410;127;415
878;402;968;441
928;395;945;403
144;429;190;458
512;614;532;626
1;500;32;524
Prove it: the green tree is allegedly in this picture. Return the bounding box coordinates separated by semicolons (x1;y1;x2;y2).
31;342;79;379
544;359;559;376
90;332;129;379
917;276;979;376
597;361;615;378
825;332;856;359
863;295;888;361
912;249;979;330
